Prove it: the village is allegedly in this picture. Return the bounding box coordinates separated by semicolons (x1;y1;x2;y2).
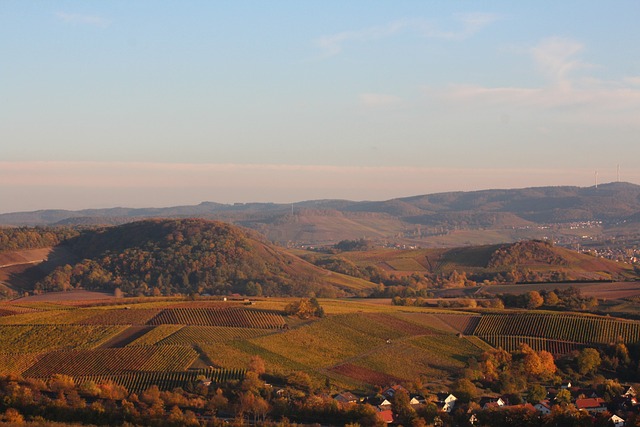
326;382;637;426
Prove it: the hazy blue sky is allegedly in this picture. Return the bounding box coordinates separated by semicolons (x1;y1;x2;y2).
2;1;639;212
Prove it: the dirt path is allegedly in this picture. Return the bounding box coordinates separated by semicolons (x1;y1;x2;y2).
0;260;44;269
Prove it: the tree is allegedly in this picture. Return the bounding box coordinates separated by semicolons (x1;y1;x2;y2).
526;291;544;309
527;384;547;404
545;291;559;306
453;378;477;403
555;388;572;406
284;298;324;319
48;374;75;392
520;344;544;376
207;388;229;415
391;389;417;426
577;348;601;375
2;408;24;424
248;355;266;375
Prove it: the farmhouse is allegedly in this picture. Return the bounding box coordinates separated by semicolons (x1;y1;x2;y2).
534;400;552;415
479;396;506;409
575;397;608;413
333;391;359;404
381;384;408;400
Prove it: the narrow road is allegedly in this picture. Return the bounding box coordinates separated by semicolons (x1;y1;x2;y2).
0;259;44;269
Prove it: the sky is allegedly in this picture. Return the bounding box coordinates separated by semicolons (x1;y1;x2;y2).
1;1;639;213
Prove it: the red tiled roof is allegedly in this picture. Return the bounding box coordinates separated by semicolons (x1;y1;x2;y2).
576;398;605;410
377;409;394;423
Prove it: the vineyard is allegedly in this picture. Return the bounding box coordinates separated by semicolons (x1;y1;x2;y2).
358;313;440;336
156;325;276;345
126;325;184;346
23;346;198;377
0;352;42;376
5;294;640;396
147;307;286;329
339;334;484;385
78;308;162;325
74;368;245;393
0;324;126;353
480;335;585;355
432;314;481;335
474;314;640;344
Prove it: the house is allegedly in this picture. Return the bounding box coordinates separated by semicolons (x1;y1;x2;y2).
376;409;394;424
382;384;408;400
576;397;607;414
571;387;599;399
333;392;359;404
364;396;392;409
534;400;552;415
479;397;506;410
623;386;636;398
409;394;424;406
436;393;457;413
610;414;625;427
469;413;478;425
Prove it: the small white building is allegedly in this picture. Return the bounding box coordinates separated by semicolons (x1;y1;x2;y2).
436;393;458;413
534;400;552;415
610;414;625;427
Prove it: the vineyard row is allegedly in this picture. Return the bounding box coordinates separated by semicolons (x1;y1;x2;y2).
474;314;640;344
73;368;246;393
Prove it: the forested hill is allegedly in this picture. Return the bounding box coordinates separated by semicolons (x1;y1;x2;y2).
35;219;375;297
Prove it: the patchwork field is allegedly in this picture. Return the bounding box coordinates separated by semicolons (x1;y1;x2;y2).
2;295;640;395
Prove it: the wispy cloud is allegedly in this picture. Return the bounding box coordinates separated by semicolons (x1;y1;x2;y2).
55;12;111;28
434;37;640;121
531;37;589;89
315;13;499;57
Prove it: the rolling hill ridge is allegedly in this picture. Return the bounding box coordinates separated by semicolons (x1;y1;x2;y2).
1;182;639;247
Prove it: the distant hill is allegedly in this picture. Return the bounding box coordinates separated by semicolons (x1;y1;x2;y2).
6;219;376;298
333;240;639;283
1;182;639;246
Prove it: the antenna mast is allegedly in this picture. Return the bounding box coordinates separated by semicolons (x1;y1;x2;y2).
595;170;598;189
617;164;620;182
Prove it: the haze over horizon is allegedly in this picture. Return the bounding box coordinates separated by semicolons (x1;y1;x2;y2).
2;2;639;213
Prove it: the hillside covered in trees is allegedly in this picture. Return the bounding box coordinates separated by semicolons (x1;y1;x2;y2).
33;219;375;297
299;240;639;298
